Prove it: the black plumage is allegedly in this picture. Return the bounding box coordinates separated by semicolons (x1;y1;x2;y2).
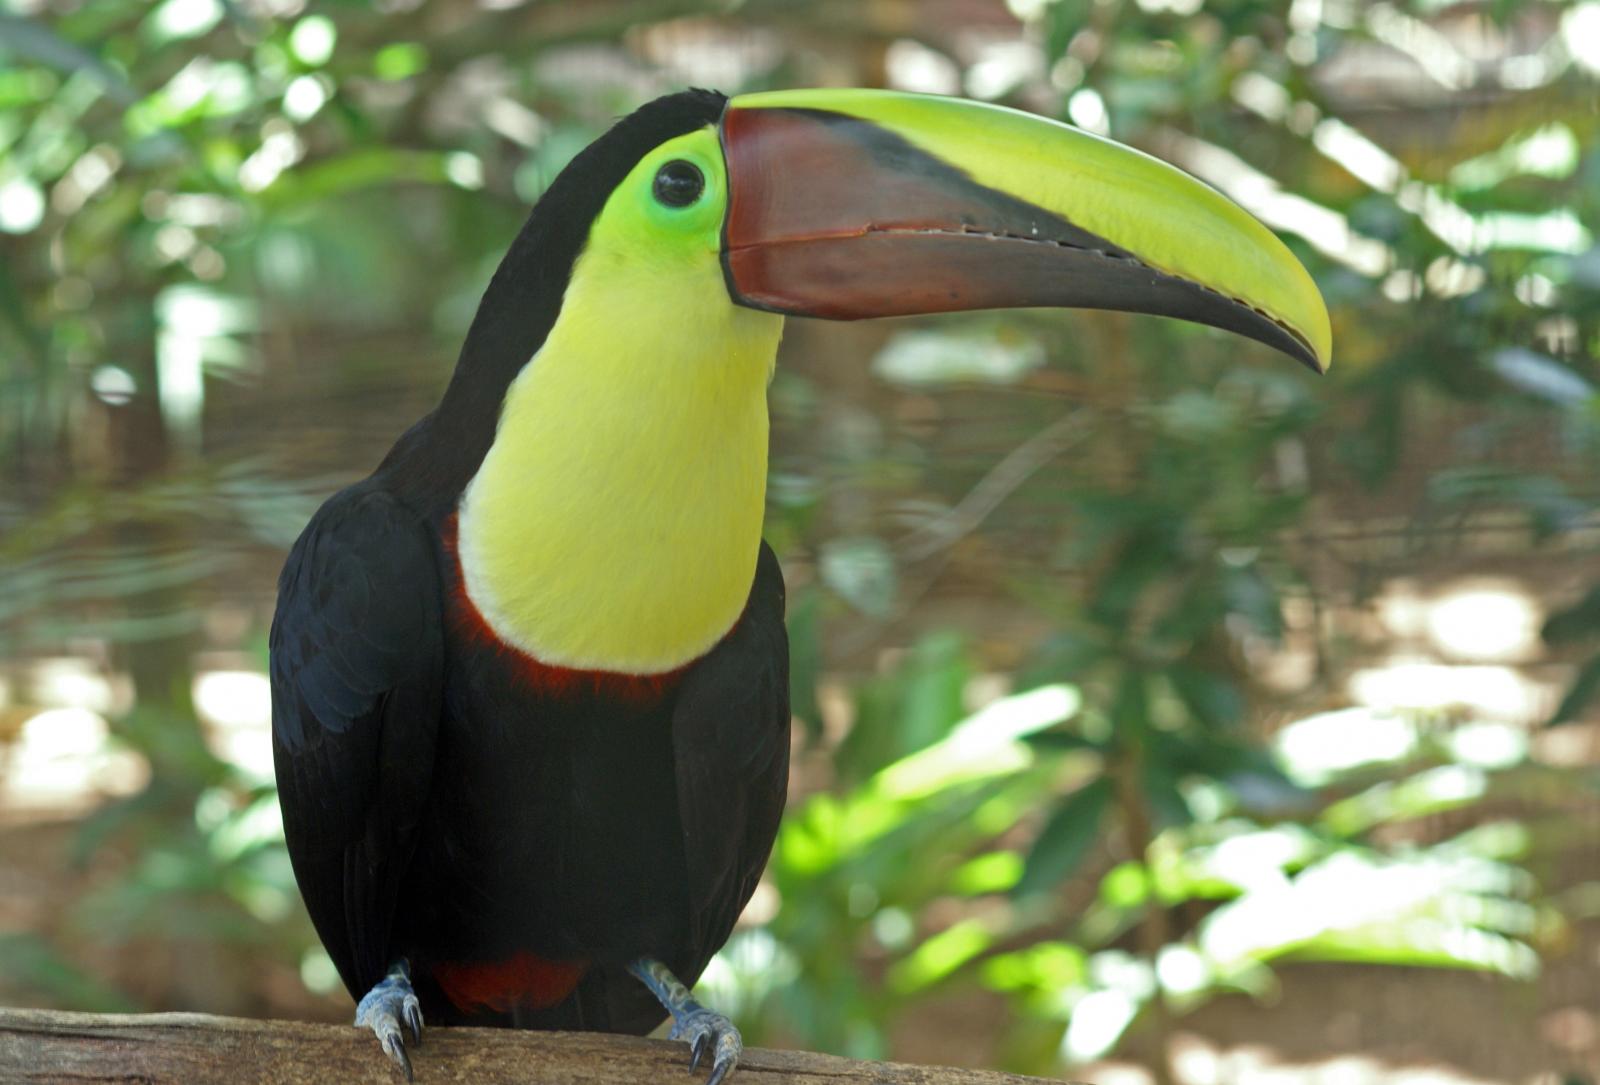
270;88;789;1037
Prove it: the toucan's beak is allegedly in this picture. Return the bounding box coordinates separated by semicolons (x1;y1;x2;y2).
719;89;1331;373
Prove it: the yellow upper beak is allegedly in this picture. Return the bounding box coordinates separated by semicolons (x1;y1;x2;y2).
720;88;1331;373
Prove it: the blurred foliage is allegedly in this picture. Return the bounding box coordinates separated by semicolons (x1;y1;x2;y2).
1;0;1598;1077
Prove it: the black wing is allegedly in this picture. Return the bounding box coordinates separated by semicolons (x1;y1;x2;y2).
671;541;791;979
270;483;444;999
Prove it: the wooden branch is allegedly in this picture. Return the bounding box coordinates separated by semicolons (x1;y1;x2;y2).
0;1007;1060;1085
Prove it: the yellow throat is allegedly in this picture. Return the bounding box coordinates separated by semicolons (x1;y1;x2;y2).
456;127;784;674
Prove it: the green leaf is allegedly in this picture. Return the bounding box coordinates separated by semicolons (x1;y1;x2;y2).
1013;776;1112;899
1428;468;1588;538
1089;528;1177;629
373;42;429;81
875;684;1079;801
257;148;458;209
1141;754;1194;830
980;940;1087;993
1099;862;1150;909
1322;765;1489;836
838;632;969;780
951;851;1024;895
1021;730;1104;753
1017;629;1106;689
888;918;992;994
1291;921;1538;977
1110;669;1151;736
1168;665;1244;730
1490;347;1594;407
0;15;136;105
1337;386;1403;487
786;588;825;742
818;535;897;618
1223;564;1283;641
1544;586;1600;646
1548;656;1600;728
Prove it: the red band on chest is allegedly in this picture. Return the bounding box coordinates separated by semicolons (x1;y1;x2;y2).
441;513;690;706
432;952;589;1014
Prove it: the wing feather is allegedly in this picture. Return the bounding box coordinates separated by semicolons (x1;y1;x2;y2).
670;542;791;975
270;485;444;997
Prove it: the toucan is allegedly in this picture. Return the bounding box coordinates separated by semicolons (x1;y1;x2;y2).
270;87;1330;1084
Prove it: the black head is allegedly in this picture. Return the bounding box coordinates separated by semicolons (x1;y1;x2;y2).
402;89;729;499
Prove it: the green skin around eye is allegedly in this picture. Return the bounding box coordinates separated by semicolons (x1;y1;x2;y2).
624;130;726;252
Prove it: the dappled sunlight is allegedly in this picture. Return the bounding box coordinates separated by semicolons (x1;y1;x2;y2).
0;176;46;234
1064;987;1141;1062
877;684;1080;801
0;666;273;815
1348;661;1550;720
1198;851;1538;979
193;670;274;783
885;40;962;97
1424;584;1542;661
1277;707;1419;785
27;659;130;718
1441;721;1529;771
0;708;147;815
1563;2;1600;71
1346;580;1559;721
1200;827;1319;892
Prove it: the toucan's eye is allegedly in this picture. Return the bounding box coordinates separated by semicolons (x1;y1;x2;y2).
652;160;704;208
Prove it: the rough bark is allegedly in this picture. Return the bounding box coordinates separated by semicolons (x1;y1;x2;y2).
0;1007;1062;1085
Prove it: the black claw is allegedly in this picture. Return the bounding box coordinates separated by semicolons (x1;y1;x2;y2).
406;1003;423;1046
706;1057;733;1085
382;1034;414;1083
689;1031;709;1072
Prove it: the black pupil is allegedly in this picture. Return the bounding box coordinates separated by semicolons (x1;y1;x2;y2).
653;160;704;208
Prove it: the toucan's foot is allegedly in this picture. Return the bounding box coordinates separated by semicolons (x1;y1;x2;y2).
355;959;424;1082
669;1005;743;1085
629;957;743;1085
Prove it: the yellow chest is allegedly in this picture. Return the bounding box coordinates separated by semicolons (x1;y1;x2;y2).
454;250;783;675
